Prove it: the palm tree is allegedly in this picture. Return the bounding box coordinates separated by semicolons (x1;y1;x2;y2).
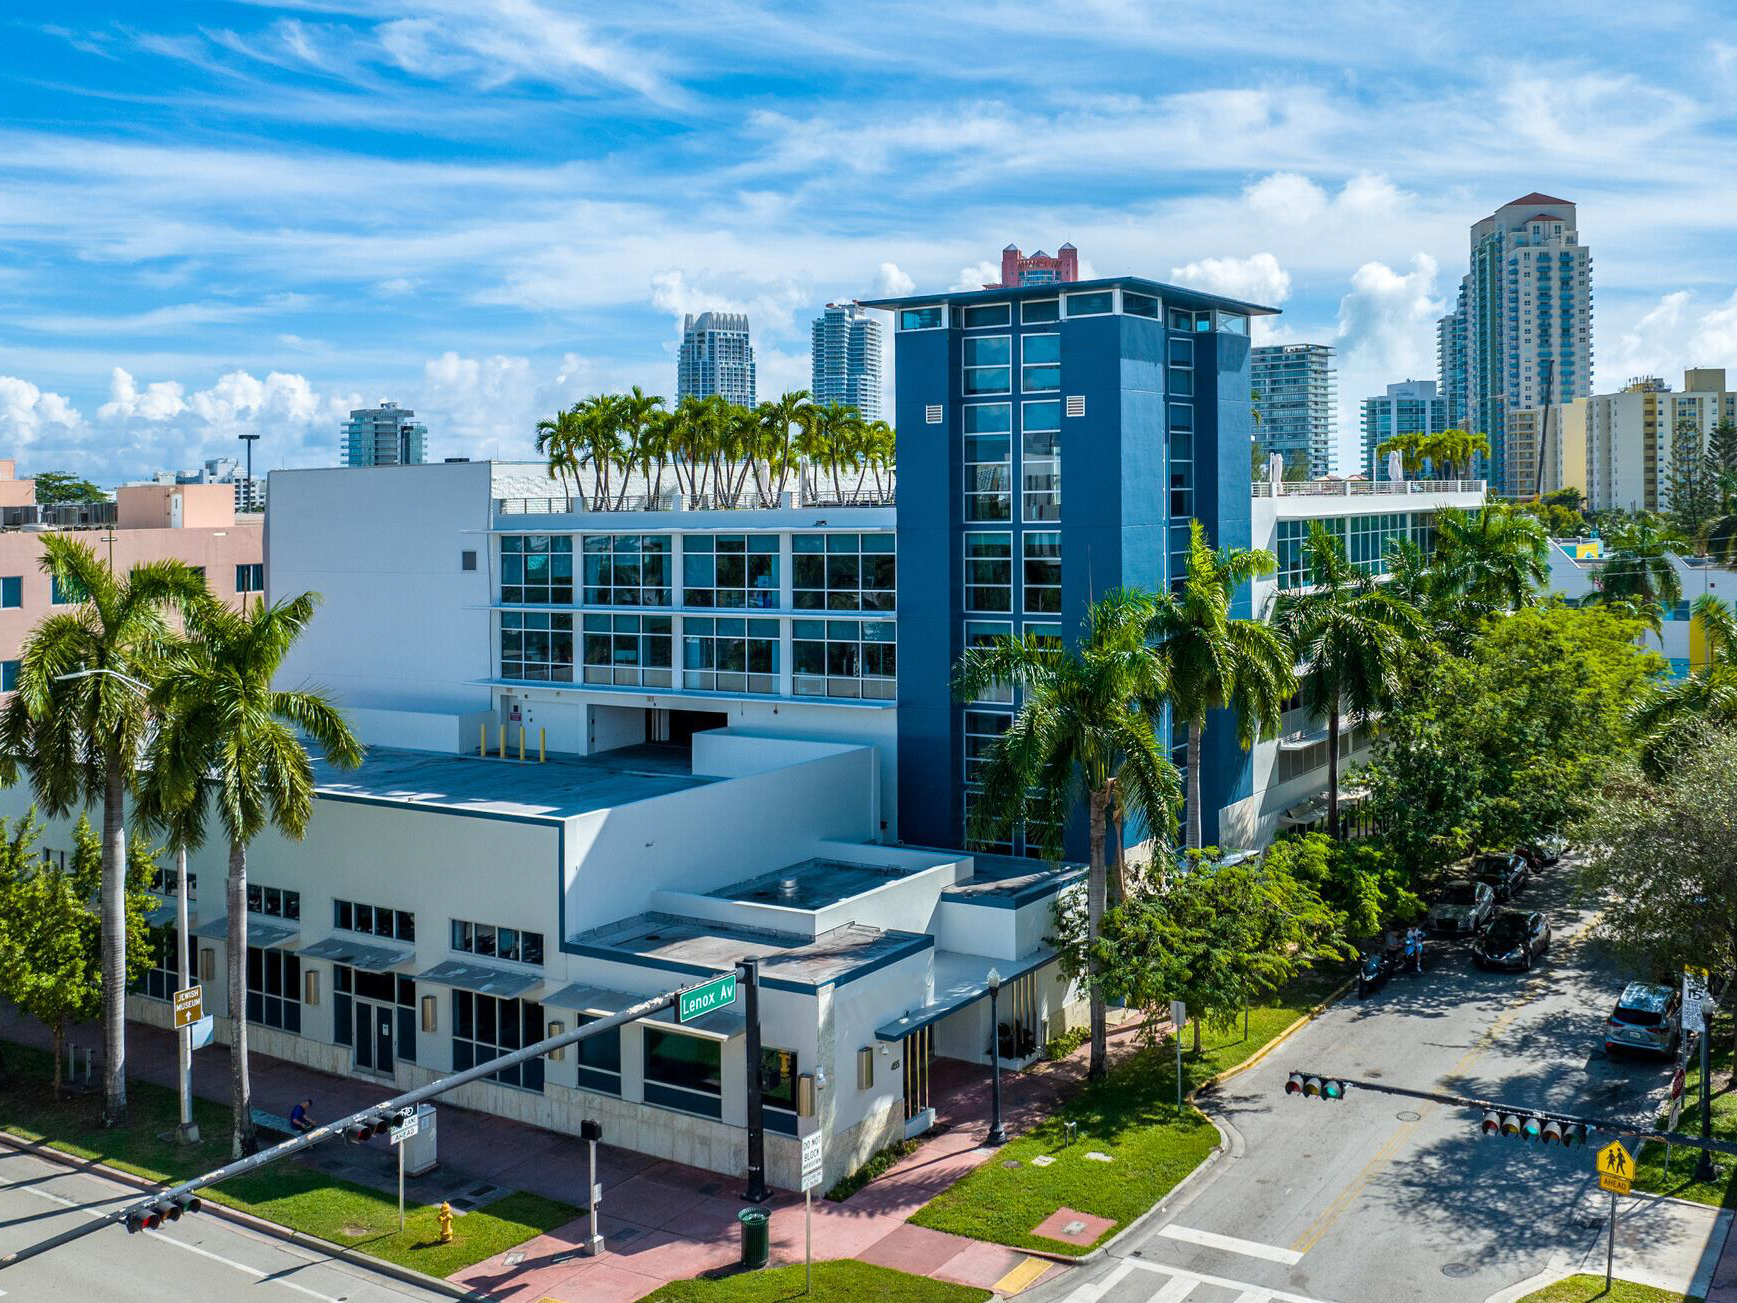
952;591;1180;1080
862;419;896;499
145;594;362;1155
0;536;206;1124
1596;515;1683;628
1375;431;1427;479
535;405;586;505
1275;525;1424;839
758;391;811;504
1421;428;1492;481
1628;593;1737;775
575;394;624;509
1428;505;1549;616
1150;522;1296;848
612;387;664;509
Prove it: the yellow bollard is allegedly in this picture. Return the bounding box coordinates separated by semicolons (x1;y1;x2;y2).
479;723;486;757
539;728;546;763
497;724;505;758
518;725;525;762
437;1202;454;1244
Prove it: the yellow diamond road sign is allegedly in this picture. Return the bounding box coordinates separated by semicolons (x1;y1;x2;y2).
1596;1140;1633;1181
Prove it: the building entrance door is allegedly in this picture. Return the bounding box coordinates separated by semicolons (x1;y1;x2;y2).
353;1001;394;1077
902;1024;933;1121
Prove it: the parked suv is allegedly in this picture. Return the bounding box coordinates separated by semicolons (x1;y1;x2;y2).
1472;852;1529;903
1604;982;1681;1058
1428;880;1495;936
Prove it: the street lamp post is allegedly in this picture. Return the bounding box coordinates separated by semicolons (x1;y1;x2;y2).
986;968;1006;1146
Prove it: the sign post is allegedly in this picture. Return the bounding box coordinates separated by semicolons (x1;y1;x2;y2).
389;1108;419;1231
1685;968;1717;1183
1170;1001;1187;1112
173;848;199;1145
799;1130;823;1295
1595;1139;1633;1292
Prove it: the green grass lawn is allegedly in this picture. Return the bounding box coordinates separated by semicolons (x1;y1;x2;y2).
1631;1015;1737;1210
0;1041;578;1276
1516;1274;1704;1303
910;966;1349;1255
635;1260;991;1302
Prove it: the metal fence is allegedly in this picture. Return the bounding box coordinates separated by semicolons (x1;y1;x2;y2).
1251;479;1485;499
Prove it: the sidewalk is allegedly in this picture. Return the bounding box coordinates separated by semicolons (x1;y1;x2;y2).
1704;1206;1737;1302
3;1011;1156;1302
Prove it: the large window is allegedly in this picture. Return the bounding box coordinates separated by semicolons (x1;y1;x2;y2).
962;336;1011;396
575;1013;622;1095
962;303;1010;329
963;710;1013;854
452;992;544;1092
643;1027;721;1118
247;885;299;920
246;947;301;1033
0;576;20;608
793;619;895;699
964;621;1012;703
451;918;545;966
334;967;418;1063
762;1047;800;1136
682;535;778;609
963;404;1012;523
1023;533;1061;615
965;533;1013;612
792;534;894;611
500;534;574;605
1065;290;1114;317
899;305;944;331
133;926;188;1002
1168;404;1194;520
1347;513;1408;575
581;614;672;687
1022;399;1060;522
1;661;16;692
501;610;575;681
1125;292;1159;319
1021;334;1060;392
50;575;86;606
582;535;671;606
235;563;265;594
1021;298;1060;324
334;899;414;943
1275;519;1348;590
683;617;779;693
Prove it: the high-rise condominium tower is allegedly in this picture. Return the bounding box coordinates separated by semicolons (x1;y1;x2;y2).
677;312;757;407
342;402;427;468
1361;380;1448;480
1252;344;1336;478
810;303;884;419
1442;193;1593;495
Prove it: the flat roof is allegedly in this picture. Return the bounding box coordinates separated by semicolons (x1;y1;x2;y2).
571;912;931;991
312;745;712;821
707;858;924;911
859;274;1280;317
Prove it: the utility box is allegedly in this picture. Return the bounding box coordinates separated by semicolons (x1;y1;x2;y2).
401;1104;438;1176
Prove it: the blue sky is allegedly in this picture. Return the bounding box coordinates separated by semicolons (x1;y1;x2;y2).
2;1;1735;482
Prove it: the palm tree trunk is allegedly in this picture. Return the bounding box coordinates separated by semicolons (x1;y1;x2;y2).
52;1019;65;1097
1087;789;1109;1082
1326;700;1341;840
228;839;256;1158
100;752;129;1126
1186;723;1204;850
1108;802;1127;907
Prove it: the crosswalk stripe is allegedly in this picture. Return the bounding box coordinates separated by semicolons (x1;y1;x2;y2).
1149;1277;1200;1301
1158;1224;1305;1265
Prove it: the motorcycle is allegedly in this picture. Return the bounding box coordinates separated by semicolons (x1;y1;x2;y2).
1358;929;1425;998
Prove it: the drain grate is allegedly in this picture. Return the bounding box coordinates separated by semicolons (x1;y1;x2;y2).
1396;1111;1422;1122
1442;1263;1475;1278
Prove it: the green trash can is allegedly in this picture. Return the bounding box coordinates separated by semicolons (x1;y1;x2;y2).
737;1207;770;1269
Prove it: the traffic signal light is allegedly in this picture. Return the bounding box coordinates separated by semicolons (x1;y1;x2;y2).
1285;1073;1346;1099
343;1115;386;1143
1561;1123;1587;1147
125;1194;203;1232
1481;1110;1501;1135
1491;1113;1550;1141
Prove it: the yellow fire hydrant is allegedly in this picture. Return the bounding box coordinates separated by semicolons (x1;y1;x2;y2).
437;1202;455;1244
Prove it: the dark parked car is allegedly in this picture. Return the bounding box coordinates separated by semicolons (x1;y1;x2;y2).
1427;880;1496;935
1604;982;1681;1058
1516;837;1567;869
1472;852;1529;902
1474;910;1551;971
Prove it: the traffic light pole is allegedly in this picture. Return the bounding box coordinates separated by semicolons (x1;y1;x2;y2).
0;977;722;1271
1693;1027;1717;1182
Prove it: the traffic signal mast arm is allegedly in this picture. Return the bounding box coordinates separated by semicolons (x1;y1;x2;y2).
1284;1068;1737;1159
0;980;705;1270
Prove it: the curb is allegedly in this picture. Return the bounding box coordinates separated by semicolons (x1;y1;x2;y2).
0;1129;492;1301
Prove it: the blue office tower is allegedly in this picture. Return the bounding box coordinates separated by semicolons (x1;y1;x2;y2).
861;279;1279;858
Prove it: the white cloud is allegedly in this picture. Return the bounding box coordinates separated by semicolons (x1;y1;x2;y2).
1169;252;1291;305
872;262;915;296
97;366;187;422
0;376;81;444
187;369;323;428
950;261;1000;292
1245;172;1328;225
1335;254;1443;371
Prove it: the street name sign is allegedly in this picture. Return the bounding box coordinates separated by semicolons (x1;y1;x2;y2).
1596;1140;1632;1193
173;985;204;1029
678;973;737;1023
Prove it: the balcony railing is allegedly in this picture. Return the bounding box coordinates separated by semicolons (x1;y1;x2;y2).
498;485;896;516
1252;479;1485;499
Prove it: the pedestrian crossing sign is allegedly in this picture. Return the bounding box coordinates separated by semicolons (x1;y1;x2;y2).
1595;1140;1632;1180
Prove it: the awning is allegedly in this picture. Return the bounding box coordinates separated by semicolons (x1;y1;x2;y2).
191;916;299;949
416;958;540;999
541;983;645;1016
874;948;1055;1042
298;936;414;972
143;902;179;929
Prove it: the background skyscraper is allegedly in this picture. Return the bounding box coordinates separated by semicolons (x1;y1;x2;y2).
677;312;757;406
1251;343;1336;478
1435;289;1469;428
1360;380;1448;480
991;243;1079;288
342;402;426;467
1444;193;1593;496
810;302;884;418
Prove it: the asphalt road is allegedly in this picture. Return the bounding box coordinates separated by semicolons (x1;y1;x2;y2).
0;1147;457;1303
1033;857;1729;1303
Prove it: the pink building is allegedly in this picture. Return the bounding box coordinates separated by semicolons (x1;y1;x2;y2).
992;243;1079;288
0;468;264;689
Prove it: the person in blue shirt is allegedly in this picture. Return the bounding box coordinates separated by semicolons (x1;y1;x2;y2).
289;1099;315;1132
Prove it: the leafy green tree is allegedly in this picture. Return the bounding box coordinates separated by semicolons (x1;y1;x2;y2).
1274;525;1423;839
1664;416;1719;545
1366;604;1662;873
0;813;155;1094
31;472;107;506
1597;515;1683;630
1260;832;1421;940
1150;521;1295;848
1577;724;1737;1062
1628;594;1737;776
0;536;205;1124
954;591;1180;1080
145;593;362;1155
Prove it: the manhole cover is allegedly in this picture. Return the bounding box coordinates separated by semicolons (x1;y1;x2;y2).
1442;1263;1475;1278
504;1251;525;1267
1396;1111;1422;1122
1031;1155;1056;1167
1063;1219;1087;1236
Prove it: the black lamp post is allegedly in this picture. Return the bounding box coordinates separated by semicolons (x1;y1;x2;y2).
986;967;1006;1146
